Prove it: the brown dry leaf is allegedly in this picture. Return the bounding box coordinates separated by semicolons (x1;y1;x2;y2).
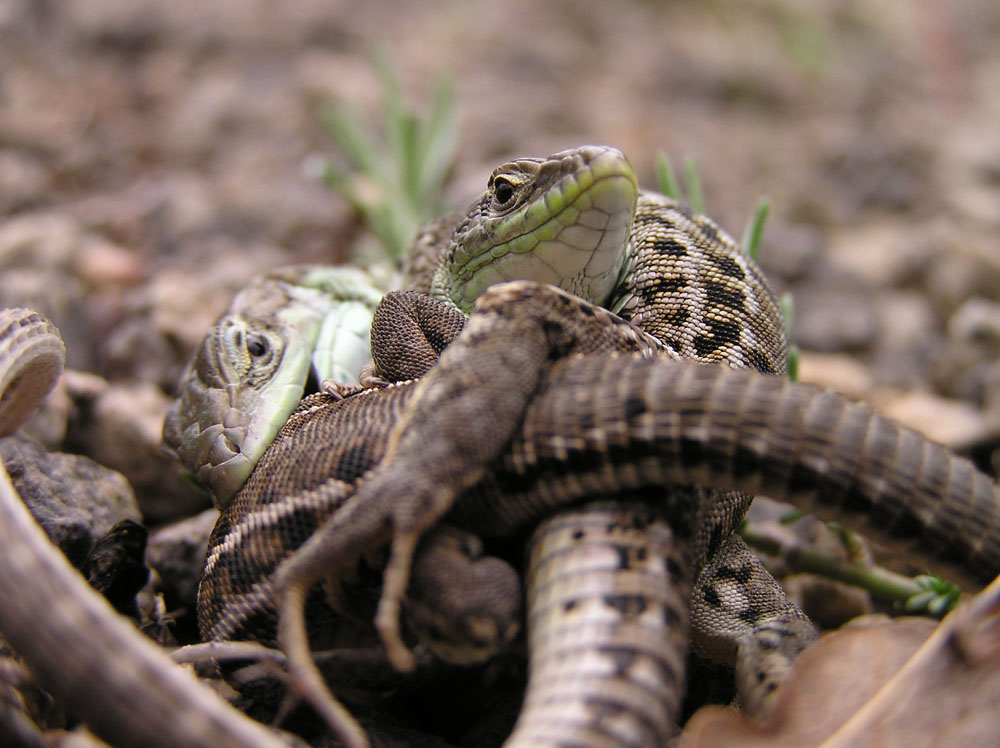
681;575;1000;748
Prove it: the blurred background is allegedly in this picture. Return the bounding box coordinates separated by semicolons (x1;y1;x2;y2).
1;0;999;521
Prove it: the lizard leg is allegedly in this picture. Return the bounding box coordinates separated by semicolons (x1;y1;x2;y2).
689;533;817;719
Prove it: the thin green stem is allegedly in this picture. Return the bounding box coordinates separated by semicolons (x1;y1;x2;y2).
740;520;960;616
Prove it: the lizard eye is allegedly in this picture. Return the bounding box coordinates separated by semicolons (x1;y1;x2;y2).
492;176;515;206
246;334;269;358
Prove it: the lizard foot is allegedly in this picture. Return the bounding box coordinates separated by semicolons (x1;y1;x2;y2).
735;615;818;719
319;379;362;400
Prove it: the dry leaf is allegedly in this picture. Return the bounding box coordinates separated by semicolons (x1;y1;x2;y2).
681;575;1000;748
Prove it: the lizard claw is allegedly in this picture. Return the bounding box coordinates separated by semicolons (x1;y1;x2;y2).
320;379;360;400
357;362;392;389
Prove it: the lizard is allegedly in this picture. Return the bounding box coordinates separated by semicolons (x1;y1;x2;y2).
186;147;999;747
403;146;808;734
183;146;809;733
164;145;649;512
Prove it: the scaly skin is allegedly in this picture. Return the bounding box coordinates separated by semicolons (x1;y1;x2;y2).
412;146;793;745
163;265;383;508
417;147;785;374
427;146;639;311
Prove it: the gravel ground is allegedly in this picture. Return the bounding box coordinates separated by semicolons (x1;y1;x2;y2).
3;0;1000;517
2;0;1000;737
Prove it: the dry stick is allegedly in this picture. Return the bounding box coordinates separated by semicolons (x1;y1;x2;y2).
0;308;294;748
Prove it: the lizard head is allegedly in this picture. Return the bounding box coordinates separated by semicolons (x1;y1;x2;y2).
430;145;639;313
162;265;383;509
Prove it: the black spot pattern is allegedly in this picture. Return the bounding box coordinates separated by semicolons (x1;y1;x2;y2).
693;320;740;357
335;445;377;482
424;326;451;354
704;281;745;313
714;563;754;585
604;594;647;618
708;254;745;280
738;604;763;624
650;238;688;256
662;308;691;327
746;348;775;374
696;222;718;243
638;276;686;304
702;585;721;608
